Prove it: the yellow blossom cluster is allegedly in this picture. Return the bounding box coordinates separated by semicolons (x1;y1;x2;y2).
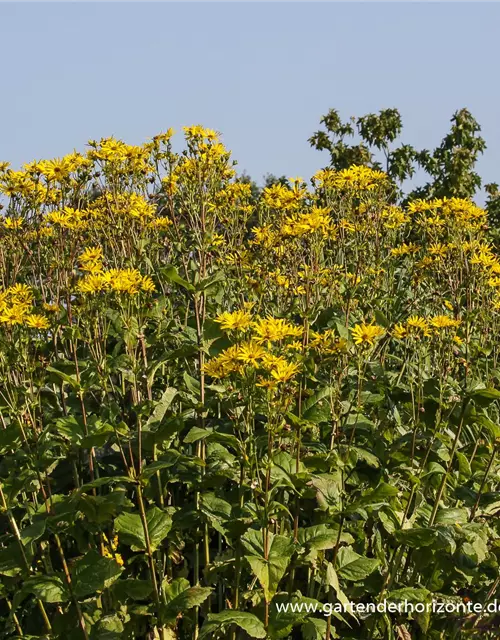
0;284;49;329
313;165;388;192
76;269;156;295
393;314;461;340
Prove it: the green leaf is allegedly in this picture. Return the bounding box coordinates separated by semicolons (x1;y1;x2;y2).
161;578;212;624
269;594;324;637
140;452;181;479
434;507;469;525
79;476;134;492
200;493;232;535
298;525;353;562
352;447;380;468
145;387;177;429
310;473;342;510
242;529;295;601
0;543;28;576
357;482;399;507
301;386;333;423
22;575;69;603
20;519;46;546
326;562;352;612
387;588;433;633
94;614;125;639
115;507;171;551
395;528;438;548
72;550;123;598
111;579;153;601
456;452;472;479
336;547;380;582
374;309;390;328
470;387;500;401
183;371;201;398
46;365;80;390
200;610;266;639
162;265;195;292
55;415;85;444
302;618;328;640
184;426;211;444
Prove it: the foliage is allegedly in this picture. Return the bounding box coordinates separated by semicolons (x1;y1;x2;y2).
1;126;500;639
309;107;488;204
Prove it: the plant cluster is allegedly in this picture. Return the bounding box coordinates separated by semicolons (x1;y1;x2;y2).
1;126;500;639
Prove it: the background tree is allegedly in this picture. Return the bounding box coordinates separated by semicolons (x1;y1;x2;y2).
309;107;487;203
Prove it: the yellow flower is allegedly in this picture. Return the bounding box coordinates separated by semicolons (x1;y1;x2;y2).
104;269;142;295
351;323;385;346
262;183;302;211
215;345;244;376
78;247;103;274
391;243;419;257
77;273;108;295
269;360;301;383
150;216;173;231
141;276;156;293
252;317;303;343
2;218;23;230
39;157;73;182
114;553;124;567
428;243;449;257
8;284;34;306
237;341;265;366
392;323;408;340
203;358;226;379
216;310;252;332
25;314;49;330
317;165;387;191
430;315;461;329
79;246;103;264
406;315;431;337
0;304;30;325
43;303;60;313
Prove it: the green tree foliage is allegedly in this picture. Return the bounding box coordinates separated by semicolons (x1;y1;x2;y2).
309;107;488;203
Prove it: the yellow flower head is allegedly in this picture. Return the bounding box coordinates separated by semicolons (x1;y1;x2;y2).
392;323;408;340
351;323;385;347
237;341;266;366
406;315;431;337
79;246;103;264
8;283;34;306
252;317;303;343
25;314;50;330
430;315;461;330
2;218;23;230
216;309;252;332
269;360;301;383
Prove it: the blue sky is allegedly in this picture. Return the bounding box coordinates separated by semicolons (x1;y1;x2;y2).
2;2;500;193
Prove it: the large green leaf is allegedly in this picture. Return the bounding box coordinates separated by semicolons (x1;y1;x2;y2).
115;506;172;551
144;387;177;430
326;562;352;613
161;577;212;624
72;550;123;598
242;529;295;601
162;265;195;292
22;575;69;603
298;525;354;562
336;547;380;582
111;578;153;601
200;610;266;639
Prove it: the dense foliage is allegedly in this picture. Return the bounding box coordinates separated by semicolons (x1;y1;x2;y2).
1;127;500;639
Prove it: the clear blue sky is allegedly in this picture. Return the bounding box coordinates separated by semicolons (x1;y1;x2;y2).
2;2;500;193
